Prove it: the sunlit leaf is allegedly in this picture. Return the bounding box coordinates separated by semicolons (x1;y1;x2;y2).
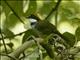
60;1;80;20
24;48;39;60
24;0;37;17
37;0;55;19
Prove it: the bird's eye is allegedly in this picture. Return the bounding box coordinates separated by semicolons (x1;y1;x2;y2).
53;35;58;39
31;22;37;26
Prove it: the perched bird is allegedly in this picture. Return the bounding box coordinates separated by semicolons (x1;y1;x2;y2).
27;14;69;58
28;14;69;46
28;14;64;38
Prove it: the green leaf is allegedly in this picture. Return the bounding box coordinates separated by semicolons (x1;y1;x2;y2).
6;42;14;49
42;52;47;59
22;29;40;43
4;13;20;28
6;1;23;16
24;48;39;60
61;8;73;18
37;0;55;19
1;1;11;16
63;32;75;47
2;27;14;38
24;0;37;17
71;18;80;26
74;52;80;60
75;26;80;41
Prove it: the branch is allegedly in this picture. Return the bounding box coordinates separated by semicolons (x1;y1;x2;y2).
45;0;62;20
1;31;8;54
0;31;26;40
1;38;43;60
4;0;25;24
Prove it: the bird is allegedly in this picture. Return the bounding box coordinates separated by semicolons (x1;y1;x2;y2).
28;14;64;38
28;14;70;46
27;14;69;58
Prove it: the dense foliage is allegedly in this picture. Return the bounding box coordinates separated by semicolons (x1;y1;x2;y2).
0;0;80;60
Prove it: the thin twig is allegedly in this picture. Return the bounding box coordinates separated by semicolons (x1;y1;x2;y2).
1;31;8;54
0;53;17;60
0;31;27;40
45;0;61;20
55;8;58;28
4;0;25;24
